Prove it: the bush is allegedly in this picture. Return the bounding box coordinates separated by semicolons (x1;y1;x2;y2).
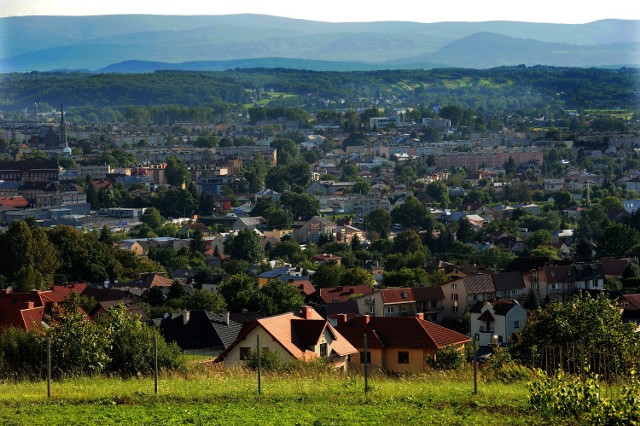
246;347;283;372
98;304;185;377
529;369;601;420
0;327;46;381
428;346;465;370
482;347;534;383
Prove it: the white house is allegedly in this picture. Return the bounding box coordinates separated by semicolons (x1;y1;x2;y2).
469;299;527;347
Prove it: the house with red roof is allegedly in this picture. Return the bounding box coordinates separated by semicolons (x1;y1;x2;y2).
315;285;373;305
218;306;357;370
335;313;470;373
0;284;88;332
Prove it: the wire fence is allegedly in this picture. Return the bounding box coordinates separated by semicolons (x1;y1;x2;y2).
526;342;640;384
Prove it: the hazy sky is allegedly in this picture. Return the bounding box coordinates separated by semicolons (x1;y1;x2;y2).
1;0;639;23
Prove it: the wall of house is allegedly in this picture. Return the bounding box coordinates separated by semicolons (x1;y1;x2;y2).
384;348;435;373
224;326;294;366
439;279;467;319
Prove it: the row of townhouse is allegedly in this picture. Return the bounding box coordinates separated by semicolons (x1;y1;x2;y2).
352;261;605;322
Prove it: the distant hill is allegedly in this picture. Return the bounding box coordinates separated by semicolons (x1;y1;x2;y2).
0;14;638;72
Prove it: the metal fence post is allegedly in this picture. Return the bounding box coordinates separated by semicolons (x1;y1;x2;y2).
363;333;368;394
154;334;158;394
257;334;261;395
47;337;51;399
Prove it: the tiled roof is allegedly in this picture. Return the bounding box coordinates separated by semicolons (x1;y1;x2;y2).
544;265;573;283
219;307;356;361
0;196;29;208
336;316;470;350
318;286;373;304
289;280;316;297
116;273;173;289
492;271;525;291
380;288;414;304
477;310;495;322
600;258;633;277
621;294;640;310
463;275;495;295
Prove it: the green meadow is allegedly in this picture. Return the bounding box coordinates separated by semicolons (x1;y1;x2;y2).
0;364;561;426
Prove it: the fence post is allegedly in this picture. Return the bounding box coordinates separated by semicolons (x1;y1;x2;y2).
473;335;477;395
154;334;158;395
47;337;51;399
257;334;261;395
363;333;368;394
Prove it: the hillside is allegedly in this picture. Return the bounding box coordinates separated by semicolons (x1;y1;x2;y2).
0;14;638;72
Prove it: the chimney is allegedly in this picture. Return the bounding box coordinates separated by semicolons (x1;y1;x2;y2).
301;306;313;319
364;314;370;324
415;313;424;321
337;313;347;326
223;311;230;326
183;310;190;325
26;301;35;309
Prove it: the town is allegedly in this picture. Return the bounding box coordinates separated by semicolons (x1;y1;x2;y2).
0;68;639;423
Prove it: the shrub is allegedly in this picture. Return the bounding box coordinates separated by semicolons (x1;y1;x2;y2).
246;347;283;372
0;327;46;381
483;347;534;383
428;346;465;370
98;304;185;377
529;369;602;420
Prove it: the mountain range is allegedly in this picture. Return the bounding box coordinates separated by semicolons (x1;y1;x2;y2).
1;14;638;72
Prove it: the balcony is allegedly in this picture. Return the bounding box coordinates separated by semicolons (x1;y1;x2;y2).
479;327;494;333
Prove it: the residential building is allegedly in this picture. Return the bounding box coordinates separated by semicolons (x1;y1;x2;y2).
335;313;470;373
160;311;243;355
469;299;527;347
219;306;357;369
355;287;445;322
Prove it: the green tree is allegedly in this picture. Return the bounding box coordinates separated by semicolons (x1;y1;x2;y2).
223;229;265;263
426;181;450;207
511;292;640;369
339;267;375;288
259;279;305;316
183;290;227;312
165;157;191;186
141;207;164;229
365;208;392;239
280;191;320;220
311;263;344;288
527;230;553;250
597;223;640;258
217;273;261;312
391;196;435;231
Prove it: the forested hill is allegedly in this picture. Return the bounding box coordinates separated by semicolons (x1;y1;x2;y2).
1;67;638;122
1;15;638;72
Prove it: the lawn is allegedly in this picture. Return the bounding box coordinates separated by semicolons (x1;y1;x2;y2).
0;364;559;425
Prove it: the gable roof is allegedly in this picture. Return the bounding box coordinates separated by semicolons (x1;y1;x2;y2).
492;271;525;291
219;307;356;361
160;311;243;350
318;286;373;304
463;275;495;295
336;316;470;350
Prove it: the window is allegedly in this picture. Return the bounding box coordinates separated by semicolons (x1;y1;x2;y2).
451;283;457;289
451;294;458;301
240;347;251;360
474;333;480;341
498;335;504;343
398;351;409;364
472;294;478;301
320;343;327;357
452;306;458;313
511;289;518;296
360;351;371;364
370;306;375;314
386;306;394;314
514;320;521;329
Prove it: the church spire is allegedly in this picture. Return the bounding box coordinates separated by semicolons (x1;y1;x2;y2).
60;102;67;147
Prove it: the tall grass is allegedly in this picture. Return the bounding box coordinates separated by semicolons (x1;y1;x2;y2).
0;363;555;425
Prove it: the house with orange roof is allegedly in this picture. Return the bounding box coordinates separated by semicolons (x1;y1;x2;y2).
218;306;357;370
335;313;471;373
315;285;373;305
109;273;173;297
354;287;445;322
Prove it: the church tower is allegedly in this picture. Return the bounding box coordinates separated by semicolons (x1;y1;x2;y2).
59;102;67;147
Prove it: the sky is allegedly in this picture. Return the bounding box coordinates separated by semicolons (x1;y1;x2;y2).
1;0;639;24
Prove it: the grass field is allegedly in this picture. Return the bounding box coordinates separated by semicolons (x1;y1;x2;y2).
0;364;561;426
